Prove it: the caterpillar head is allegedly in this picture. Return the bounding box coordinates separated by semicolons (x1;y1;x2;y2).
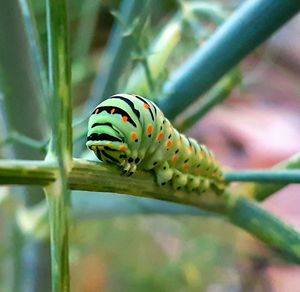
86;106;128;165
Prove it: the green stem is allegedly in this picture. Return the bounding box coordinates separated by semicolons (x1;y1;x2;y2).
141;57;155;95
175;69;241;131
125;17;182;97
160;0;300;119
0;158;229;213
73;0;148;155
18;0;48;106
46;0;72;290
0;1;51;290
2;159;299;189
238;153;300;201
0;160;56;186
112;0;155;94
225;169;300;183
71;0;101;61
11;220;24;292
0;0;48;162
8;131;47;154
0;159;300;263
46;1;72;161
88;0;146;105
44;185;70;292
228;196;300;264
130;39;156;95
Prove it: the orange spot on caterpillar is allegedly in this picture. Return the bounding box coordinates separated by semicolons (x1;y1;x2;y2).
95;108;100;114
110;108;116;114
144;103;150;109
183;163;189;172
166;140;172;148
119;145;127;151
122;116;128;122
188;146;193;153
147;125;153;134
157;132;164;142
172;155;177;163
131;132;138;142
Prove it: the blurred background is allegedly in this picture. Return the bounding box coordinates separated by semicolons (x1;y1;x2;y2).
0;0;299;291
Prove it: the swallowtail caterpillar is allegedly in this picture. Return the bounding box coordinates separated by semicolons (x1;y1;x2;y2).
86;94;226;194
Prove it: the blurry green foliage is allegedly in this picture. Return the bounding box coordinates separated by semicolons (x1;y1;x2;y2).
71;216;247;291
0;0;299;291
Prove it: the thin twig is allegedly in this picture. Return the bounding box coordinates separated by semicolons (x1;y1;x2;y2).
225;169;300;183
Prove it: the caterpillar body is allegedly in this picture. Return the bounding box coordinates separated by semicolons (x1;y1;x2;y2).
86;94;226;194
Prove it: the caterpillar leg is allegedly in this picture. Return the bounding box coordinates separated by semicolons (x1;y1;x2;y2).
187;176;201;192
171;170;188;190
198;178;210;194
210;181;226;195
154;162;173;186
120;158;138;176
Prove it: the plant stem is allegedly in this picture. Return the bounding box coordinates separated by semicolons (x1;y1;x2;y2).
44;184;70;292
0;158;300;263
241;153;300;201
0;158;229;213
45;0;72;289
88;0;146;106
175;69;241;131
125;17;182;97
141;58;155;95
70;159;230;214
18;0;48;107
228;196;300;264
71;0;101;61
0;1;51;290
0;0;48;163
160;0;300;120
6;131;47;154
225;169;300;183
11;220;24;292
72;0;149;155
1;158;300;199
46;3;72;161
0;160;56;185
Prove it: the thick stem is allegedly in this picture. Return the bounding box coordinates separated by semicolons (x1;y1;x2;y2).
0;160;56;186
175;69;241;131
44;184;70;292
228;196;300;264
46;0;72;290
160;0;300;120
0;158;300;263
70;159;230;214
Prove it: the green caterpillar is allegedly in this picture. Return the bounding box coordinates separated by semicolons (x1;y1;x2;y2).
86;93;226;193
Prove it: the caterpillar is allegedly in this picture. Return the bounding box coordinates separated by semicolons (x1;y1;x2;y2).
86;93;226;194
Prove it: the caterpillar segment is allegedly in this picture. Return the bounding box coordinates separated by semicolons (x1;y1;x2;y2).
86;93;226;194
